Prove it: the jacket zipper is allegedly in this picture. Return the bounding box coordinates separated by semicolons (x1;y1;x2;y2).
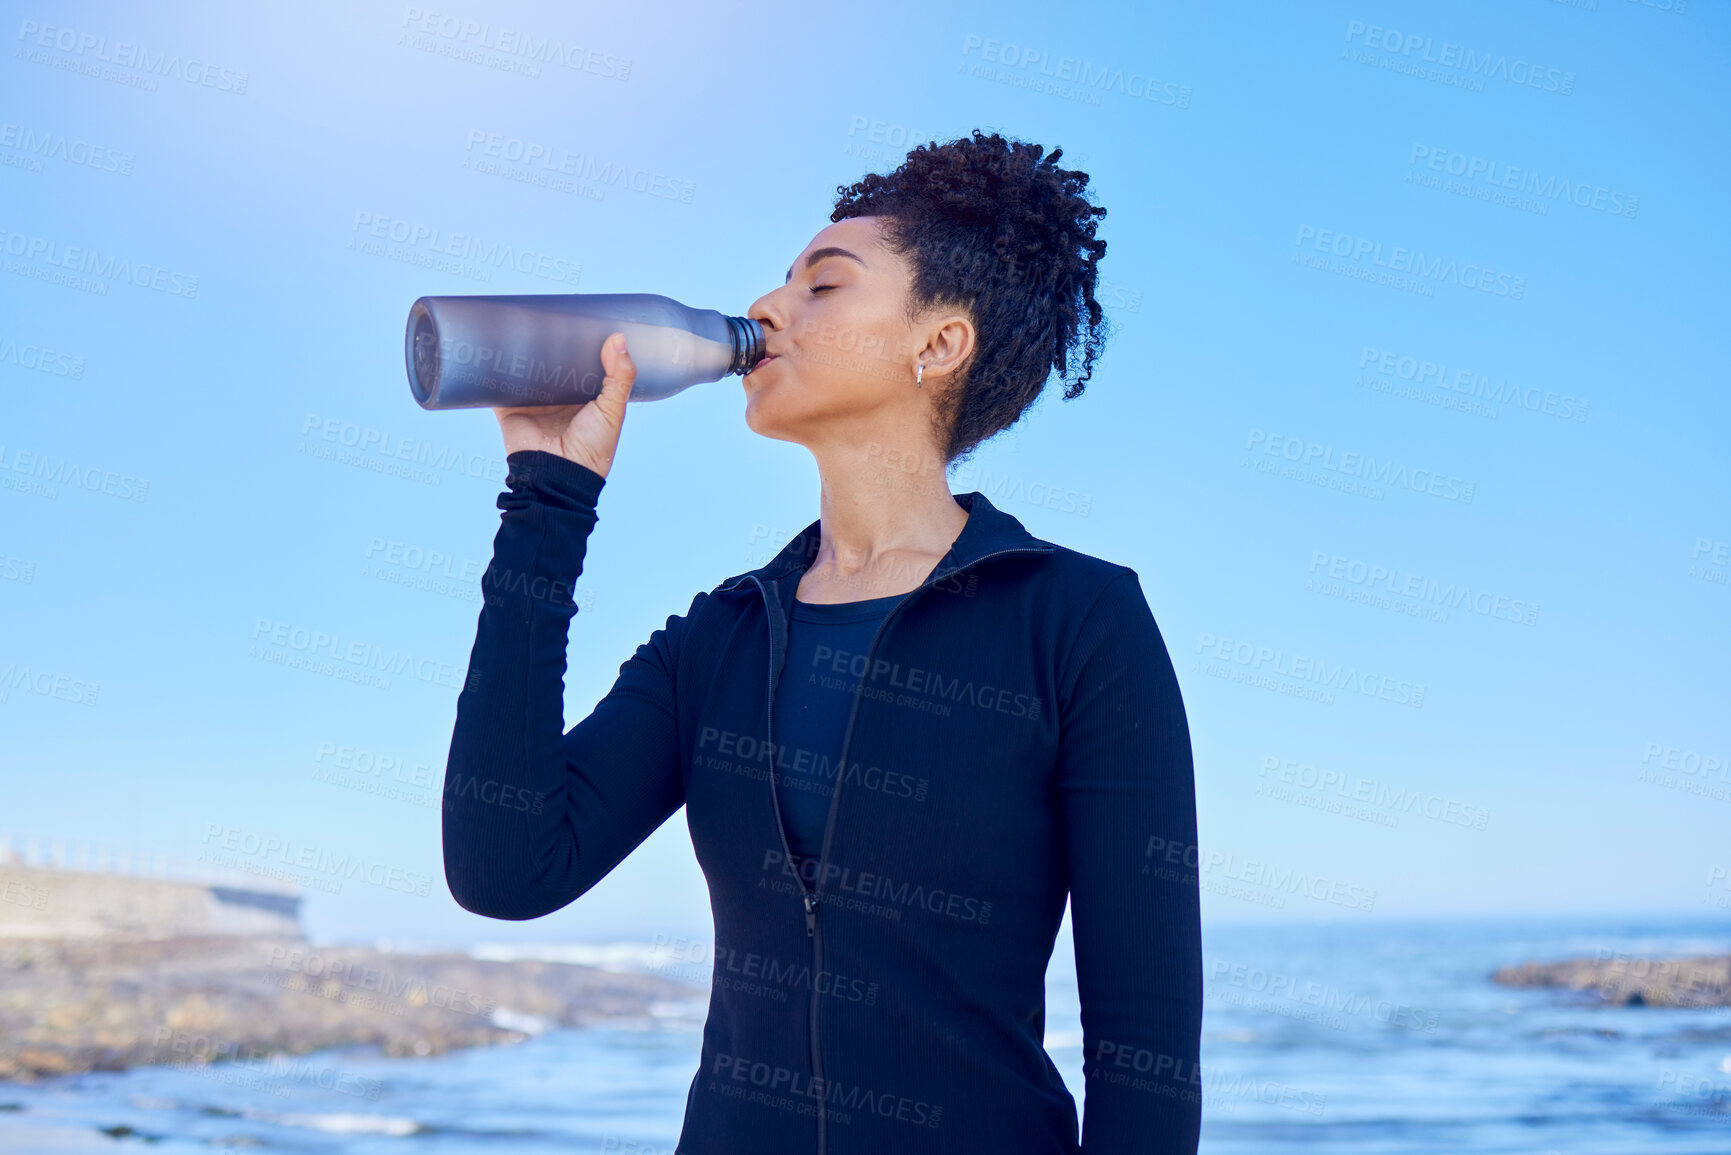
740;571;832;1151
737;544;1050;1155
741;573;805;929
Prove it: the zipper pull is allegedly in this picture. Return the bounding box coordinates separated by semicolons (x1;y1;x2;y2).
803;892;817;937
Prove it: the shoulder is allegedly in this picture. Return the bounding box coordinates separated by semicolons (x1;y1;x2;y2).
1032;546;1185;710
1027;542;1178;686
1032;541;1146;617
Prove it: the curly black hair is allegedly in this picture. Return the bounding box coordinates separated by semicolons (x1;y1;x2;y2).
831;129;1109;466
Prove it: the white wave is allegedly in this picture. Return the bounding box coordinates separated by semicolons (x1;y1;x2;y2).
262;1111;424;1136
489;1006;556;1035
467;939;687;974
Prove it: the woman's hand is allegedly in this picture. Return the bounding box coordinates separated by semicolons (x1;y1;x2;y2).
493;332;635;479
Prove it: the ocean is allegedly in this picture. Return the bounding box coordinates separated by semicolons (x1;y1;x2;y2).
3;915;1727;1153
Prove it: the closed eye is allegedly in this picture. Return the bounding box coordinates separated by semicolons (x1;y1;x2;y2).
809;284;838;294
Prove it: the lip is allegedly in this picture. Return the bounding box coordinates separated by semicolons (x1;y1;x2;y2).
749;355;778;374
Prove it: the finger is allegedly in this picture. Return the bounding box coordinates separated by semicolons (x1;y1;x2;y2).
598;331;632;375
595;333;635;413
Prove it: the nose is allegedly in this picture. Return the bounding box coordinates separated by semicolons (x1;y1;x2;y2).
746;285;785;339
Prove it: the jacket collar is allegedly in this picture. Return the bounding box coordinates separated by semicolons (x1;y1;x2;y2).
716;490;1054;600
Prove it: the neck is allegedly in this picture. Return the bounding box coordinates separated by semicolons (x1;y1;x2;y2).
800;429;968;600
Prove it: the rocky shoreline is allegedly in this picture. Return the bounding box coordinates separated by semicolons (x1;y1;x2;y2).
1491;950;1731;1009
0;934;707;1082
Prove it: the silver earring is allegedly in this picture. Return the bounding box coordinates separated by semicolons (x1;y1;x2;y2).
916;362;925;387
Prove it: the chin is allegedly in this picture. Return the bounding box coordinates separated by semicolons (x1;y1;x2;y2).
743;387;822;446
741;386;785;440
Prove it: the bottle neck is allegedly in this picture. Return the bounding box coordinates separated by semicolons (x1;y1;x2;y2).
725;316;765;376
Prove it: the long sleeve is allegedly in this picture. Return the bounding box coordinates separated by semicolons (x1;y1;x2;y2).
441;449;699;920
1058;569;1204;1152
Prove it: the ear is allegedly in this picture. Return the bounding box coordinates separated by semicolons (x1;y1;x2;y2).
917;314;975;383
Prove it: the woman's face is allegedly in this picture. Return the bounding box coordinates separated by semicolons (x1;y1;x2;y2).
742;216;959;454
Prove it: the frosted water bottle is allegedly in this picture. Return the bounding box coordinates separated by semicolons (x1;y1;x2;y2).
405;292;766;409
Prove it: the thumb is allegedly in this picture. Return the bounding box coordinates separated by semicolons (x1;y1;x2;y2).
594;333;635;420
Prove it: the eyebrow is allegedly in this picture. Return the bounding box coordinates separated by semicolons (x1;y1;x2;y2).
784;246;868;283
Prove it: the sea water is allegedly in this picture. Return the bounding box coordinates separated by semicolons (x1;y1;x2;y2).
3;914;1727;1153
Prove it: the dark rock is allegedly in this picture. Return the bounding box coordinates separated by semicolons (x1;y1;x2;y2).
0;935;706;1082
1491;952;1731;1008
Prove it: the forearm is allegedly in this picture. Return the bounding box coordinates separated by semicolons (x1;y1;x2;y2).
1076;883;1204;1150
441;449;606;919
1074;766;1204;1152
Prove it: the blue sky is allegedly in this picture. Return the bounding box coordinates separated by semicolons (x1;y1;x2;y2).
1;0;1726;949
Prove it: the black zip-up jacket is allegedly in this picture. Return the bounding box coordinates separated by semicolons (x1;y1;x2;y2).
441;450;1204;1154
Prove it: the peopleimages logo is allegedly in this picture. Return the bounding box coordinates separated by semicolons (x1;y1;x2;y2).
199;824;434;897
0;227;199;297
762;850;994;924
809;645;1043;721
462;130;694;202
299;413;507;485
0;660;100;707
1357;346;1588;423
1147;837;1378;912
0;443;148;502
708;940;881;1006
15;19;250;93
399;7;631;79
152;1028;382;1099
959;34;1191;107
1244;428;1476;504
709;1051;943;1128
0;337;85;378
698;726;931;802
1688;538;1728;589
266;944;497;1017
1343;20;1574;95
1294;225;1525;299
1194;629;1427;709
1258;756;1492;830
349;211;581;286
1209;961;1440;1034
847;116;937;150
0;121;134;174
1307;550;1539;627
249;617;463;691
1408;144;1637;219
